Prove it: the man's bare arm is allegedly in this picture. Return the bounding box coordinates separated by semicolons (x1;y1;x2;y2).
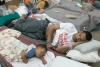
46;23;60;43
55;45;68;54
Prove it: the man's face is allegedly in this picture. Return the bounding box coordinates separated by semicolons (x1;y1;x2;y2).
73;32;87;42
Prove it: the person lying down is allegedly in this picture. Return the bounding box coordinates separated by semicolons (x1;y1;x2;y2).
21;45;47;64
0;28;48;64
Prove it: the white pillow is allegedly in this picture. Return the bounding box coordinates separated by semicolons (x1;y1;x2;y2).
66;50;100;63
74;39;100;54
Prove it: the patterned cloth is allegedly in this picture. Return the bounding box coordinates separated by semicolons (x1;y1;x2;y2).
58;32;73;49
0;29;28;62
52;23;78;47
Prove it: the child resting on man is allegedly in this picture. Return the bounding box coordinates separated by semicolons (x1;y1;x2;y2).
21;45;47;64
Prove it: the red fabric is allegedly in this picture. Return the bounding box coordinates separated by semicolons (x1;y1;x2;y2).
59;33;68;46
17;35;40;45
84;0;95;4
0;54;13;67
58;33;72;49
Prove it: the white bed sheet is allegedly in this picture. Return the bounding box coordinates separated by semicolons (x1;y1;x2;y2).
11;53;91;67
49;56;91;67
11;51;55;67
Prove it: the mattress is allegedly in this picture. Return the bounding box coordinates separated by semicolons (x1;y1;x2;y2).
45;7;89;31
49;56;91;67
0;26;91;67
0;26;43;45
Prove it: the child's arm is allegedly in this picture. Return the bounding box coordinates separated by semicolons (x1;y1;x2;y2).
40;57;47;64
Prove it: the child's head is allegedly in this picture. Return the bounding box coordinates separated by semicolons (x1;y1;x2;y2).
35;45;47;58
24;0;32;6
36;0;49;10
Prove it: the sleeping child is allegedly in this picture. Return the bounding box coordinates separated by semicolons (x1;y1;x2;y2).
21;45;47;64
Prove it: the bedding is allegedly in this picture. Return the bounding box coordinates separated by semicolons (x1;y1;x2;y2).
0;54;13;67
46;0;100;31
0;27;90;67
45;7;89;31
79;9;100;31
66;50;100;63
0;29;28;62
0;27;56;67
74;39;100;54
0;26;44;45
49;56;91;67
57;0;82;12
88;10;100;29
81;9;100;31
11;51;55;67
11;53;90;67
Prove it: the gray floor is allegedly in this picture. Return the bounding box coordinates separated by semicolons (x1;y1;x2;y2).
92;25;100;41
92;30;100;41
91;26;100;67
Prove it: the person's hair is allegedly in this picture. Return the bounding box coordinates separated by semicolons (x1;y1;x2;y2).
37;44;47;52
83;31;92;41
0;0;5;5
44;1;49;9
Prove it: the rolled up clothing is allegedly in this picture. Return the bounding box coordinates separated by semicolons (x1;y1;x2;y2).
0;5;28;26
0;12;20;26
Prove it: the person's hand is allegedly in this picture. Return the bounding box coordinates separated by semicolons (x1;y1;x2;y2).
46;44;53;49
40;57;47;64
42;60;47;64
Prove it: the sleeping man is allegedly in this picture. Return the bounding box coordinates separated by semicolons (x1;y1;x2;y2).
46;23;92;54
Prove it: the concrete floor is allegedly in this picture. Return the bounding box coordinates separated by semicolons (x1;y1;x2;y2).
92;30;100;41
91;26;100;67
92;32;100;41
91;24;100;41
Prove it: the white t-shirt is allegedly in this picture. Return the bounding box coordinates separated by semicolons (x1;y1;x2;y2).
15;6;28;17
52;23;78;47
